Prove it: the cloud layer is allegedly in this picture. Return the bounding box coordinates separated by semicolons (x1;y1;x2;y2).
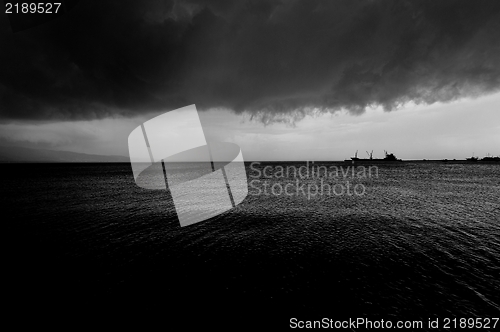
1;0;499;121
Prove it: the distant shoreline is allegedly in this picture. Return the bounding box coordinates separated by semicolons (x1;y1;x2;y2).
0;160;498;164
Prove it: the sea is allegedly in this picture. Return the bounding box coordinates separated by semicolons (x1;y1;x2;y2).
4;162;499;329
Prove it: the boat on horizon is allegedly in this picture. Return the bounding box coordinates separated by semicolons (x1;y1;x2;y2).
466;153;478;162
480;153;500;162
344;150;402;164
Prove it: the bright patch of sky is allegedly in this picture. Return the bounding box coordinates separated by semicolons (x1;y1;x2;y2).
1;93;499;161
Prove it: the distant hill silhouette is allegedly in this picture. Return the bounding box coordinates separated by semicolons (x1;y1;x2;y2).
0;146;128;163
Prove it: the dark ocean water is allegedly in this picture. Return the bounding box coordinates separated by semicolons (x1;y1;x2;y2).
4;162;500;329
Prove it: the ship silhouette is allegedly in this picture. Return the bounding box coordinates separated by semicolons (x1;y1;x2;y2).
466;153;478;162
480;153;500;162
344;150;401;164
466;152;499;162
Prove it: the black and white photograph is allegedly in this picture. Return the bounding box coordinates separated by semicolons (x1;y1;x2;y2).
2;0;499;329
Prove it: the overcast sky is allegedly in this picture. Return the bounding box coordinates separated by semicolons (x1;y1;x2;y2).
1;0;499;160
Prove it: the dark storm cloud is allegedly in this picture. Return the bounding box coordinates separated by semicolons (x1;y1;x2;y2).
1;0;500;121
